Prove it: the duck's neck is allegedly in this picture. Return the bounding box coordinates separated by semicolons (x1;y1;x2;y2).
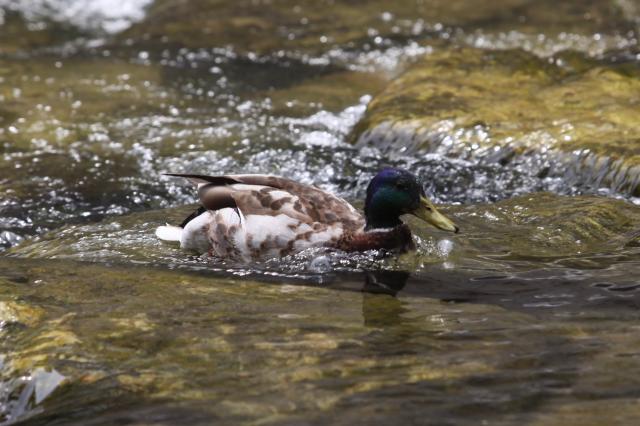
364;214;402;231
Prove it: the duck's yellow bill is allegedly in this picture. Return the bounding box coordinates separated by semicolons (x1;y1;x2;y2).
412;196;459;233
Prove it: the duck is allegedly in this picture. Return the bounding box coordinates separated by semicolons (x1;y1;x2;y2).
156;168;458;260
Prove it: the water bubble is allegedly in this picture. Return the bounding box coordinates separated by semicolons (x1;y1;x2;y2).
437;239;454;257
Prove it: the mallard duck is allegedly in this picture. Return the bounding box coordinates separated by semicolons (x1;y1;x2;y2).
156;168;458;260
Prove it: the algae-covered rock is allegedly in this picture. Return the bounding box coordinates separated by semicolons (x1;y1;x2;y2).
352;47;640;195
9;192;640;273
439;192;640;261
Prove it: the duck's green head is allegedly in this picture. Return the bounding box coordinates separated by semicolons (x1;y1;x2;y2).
364;168;459;232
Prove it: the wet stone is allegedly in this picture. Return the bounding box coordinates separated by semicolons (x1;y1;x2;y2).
351;47;640;197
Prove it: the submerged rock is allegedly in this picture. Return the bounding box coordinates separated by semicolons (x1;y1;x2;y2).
351;47;640;196
441;192;640;260
8;192;640;274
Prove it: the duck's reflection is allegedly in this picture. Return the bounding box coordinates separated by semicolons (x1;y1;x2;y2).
362;270;410;296
361;270;410;328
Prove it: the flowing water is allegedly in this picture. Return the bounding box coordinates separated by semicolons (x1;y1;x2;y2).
1;1;640;424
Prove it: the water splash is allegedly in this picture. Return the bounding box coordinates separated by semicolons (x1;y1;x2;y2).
0;0;152;34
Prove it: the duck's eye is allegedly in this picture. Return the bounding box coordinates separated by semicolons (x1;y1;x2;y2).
395;181;409;190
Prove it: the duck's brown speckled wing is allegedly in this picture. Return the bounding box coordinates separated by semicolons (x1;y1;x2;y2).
230;174;363;229
167;173;364;231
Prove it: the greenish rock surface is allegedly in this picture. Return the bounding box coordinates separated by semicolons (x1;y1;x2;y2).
9;192;640;275
352;47;640;195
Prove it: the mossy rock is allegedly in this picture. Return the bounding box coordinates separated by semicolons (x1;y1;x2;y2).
351;47;640;196
444;192;640;260
10;192;640;269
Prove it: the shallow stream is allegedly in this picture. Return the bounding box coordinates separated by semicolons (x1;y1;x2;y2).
1;1;640;424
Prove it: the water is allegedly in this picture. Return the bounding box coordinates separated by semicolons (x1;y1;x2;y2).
1;1;640;424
